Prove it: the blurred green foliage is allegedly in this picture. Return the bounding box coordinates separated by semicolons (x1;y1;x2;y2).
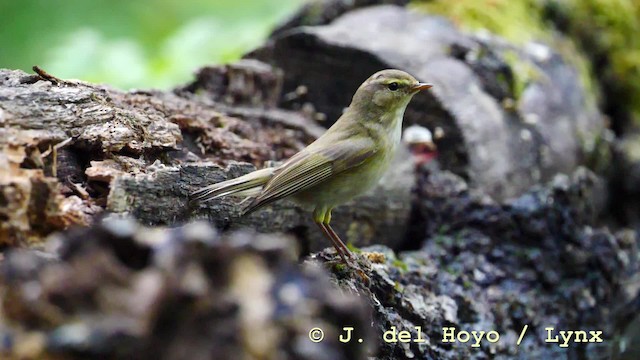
0;0;302;89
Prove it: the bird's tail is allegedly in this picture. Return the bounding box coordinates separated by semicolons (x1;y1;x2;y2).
190;167;275;204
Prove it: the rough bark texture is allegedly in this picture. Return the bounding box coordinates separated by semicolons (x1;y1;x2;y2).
0;167;636;359
249;5;605;200
0;218;372;360
107;151;413;253
0;62;412;251
317;165;637;359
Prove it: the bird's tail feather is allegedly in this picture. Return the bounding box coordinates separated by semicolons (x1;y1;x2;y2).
190;167;275;204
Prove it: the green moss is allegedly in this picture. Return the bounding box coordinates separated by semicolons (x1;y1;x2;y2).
433;234;452;247
416;0;640;125
346;242;362;254
333;263;347;273
436;224;450;235
546;0;640;125
463;279;473;290
444;266;460;276
392;259;409;273
414;0;549;45
414;0;598;103
580;128;614;174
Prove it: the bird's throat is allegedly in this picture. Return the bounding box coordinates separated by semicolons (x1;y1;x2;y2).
362;103;408;150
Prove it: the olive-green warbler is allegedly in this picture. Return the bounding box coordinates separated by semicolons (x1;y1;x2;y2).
192;69;432;264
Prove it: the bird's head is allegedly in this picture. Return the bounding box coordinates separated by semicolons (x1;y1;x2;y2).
351;69;432;114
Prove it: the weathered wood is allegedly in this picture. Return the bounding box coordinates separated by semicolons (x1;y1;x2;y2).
107;147;414;253
0;63;412;251
0;218;372;359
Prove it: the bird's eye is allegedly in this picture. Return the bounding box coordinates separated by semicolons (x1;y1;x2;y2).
388;82;399;91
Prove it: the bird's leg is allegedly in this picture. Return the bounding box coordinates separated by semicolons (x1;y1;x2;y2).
314;207;350;264
323;209;353;258
325;211;369;282
315;221;349;264
324;224;353;258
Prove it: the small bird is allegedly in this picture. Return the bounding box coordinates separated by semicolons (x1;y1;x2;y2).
191;69;432;264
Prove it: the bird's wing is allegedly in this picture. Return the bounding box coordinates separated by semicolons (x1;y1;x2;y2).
243;138;377;214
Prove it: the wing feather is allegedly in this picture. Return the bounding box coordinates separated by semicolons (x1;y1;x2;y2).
243;139;377;214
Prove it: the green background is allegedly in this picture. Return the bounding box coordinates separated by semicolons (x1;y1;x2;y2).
0;0;303;89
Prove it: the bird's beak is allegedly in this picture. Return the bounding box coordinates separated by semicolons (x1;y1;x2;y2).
412;82;433;92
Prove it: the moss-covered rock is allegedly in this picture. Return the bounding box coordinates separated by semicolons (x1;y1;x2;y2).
414;0;597;107
415;0;640;131
546;0;640;131
415;0;549;44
